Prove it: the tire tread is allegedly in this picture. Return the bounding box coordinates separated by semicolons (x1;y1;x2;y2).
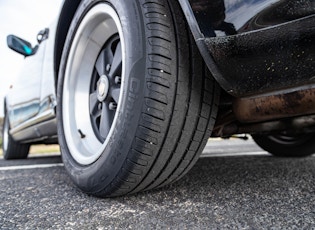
107;0;219;196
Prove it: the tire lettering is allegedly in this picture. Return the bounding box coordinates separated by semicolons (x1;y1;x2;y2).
130;77;140;93
110;77;141;165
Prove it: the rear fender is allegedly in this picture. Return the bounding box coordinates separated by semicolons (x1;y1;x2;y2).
178;0;315;97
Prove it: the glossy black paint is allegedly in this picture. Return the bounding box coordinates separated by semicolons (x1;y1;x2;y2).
190;0;315;36
179;0;315;96
206;15;315;96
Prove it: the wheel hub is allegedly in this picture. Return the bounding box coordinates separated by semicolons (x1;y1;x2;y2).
97;75;109;101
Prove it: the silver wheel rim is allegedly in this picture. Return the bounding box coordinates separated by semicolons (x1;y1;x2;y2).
62;4;125;165
3;116;9;152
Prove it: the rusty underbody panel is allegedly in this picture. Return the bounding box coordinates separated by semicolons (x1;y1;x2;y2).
234;88;315;123
213;88;315;137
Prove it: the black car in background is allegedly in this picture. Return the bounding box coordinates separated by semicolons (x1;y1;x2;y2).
3;0;315;197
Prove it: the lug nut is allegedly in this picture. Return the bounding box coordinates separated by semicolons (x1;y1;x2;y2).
106;64;111;72
115;76;122;84
109;102;117;110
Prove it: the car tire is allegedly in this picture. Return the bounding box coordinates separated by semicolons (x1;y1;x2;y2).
2;112;30;160
252;133;315;157
57;0;220;197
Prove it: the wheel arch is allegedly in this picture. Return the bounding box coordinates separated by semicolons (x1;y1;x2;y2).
54;0;82;88
172;0;230;94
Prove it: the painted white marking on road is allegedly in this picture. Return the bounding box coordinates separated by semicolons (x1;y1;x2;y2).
200;151;269;158
0;163;64;171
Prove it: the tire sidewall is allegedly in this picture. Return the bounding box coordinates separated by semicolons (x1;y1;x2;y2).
2;111;29;159
57;0;147;192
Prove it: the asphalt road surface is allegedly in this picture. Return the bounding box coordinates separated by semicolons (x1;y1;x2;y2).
1;139;315;229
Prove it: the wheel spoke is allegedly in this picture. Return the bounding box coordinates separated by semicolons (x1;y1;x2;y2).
89;91;99;115
109;42;122;77
95;49;106;76
105;47;114;67
99;104;113;138
111;88;120;103
90;38;121;141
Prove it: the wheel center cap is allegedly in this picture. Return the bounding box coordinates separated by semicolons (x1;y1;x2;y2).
98;82;106;96
97;75;109;101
